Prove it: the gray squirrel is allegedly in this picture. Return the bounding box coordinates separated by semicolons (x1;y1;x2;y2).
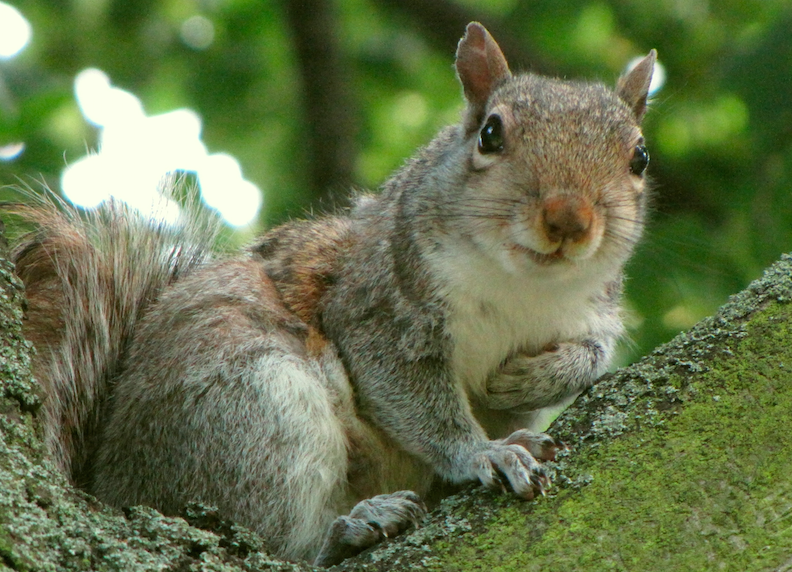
9;23;655;566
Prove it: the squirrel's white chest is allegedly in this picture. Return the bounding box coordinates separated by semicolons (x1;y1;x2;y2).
430;245;603;398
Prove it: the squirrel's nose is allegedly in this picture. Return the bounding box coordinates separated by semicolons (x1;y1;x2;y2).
541;195;593;244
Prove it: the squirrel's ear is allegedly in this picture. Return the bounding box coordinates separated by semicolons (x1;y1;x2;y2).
455;22;511;125
616;49;657;122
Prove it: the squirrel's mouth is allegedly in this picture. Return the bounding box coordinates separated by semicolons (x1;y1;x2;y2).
511;244;568;265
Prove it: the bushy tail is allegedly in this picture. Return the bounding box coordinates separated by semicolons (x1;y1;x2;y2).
7;191;220;485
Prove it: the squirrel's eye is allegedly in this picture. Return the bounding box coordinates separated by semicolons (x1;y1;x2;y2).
478;114;504;154
630;144;649;175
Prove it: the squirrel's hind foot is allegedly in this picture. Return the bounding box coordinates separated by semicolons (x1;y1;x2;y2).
313;490;426;567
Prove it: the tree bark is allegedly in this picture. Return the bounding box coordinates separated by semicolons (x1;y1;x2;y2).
2;210;791;570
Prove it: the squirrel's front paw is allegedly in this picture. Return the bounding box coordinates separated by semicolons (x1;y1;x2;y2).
485;347;559;410
313;491;426;567
486;342;599;411
472;429;564;500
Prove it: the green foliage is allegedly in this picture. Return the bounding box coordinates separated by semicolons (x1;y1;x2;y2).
1;0;791;362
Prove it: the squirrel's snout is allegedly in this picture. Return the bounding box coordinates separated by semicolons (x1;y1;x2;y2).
541;195;594;244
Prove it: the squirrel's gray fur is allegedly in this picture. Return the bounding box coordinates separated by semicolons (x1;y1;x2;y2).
8;23;655;566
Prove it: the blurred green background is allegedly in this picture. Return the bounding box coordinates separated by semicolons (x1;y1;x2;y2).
1;0;791;364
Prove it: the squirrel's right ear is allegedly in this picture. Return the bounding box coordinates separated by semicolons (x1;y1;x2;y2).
455;22;512;127
616;50;657;122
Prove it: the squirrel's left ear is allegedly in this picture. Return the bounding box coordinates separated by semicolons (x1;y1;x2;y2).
456;22;512;128
616;49;657;122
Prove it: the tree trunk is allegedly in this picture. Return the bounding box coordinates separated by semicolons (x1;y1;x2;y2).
284;0;357;210
1;211;790;570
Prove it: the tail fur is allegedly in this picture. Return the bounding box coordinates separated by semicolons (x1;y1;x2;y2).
7;191;220;485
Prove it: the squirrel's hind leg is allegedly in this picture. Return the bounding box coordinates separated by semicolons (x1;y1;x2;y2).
92;336;356;563
236;344;427;565
243;348;356;561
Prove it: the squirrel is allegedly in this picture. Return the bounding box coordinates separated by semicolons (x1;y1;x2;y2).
8;23;655;567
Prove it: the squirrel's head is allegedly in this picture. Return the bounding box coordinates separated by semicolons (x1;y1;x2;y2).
451;22;656;279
